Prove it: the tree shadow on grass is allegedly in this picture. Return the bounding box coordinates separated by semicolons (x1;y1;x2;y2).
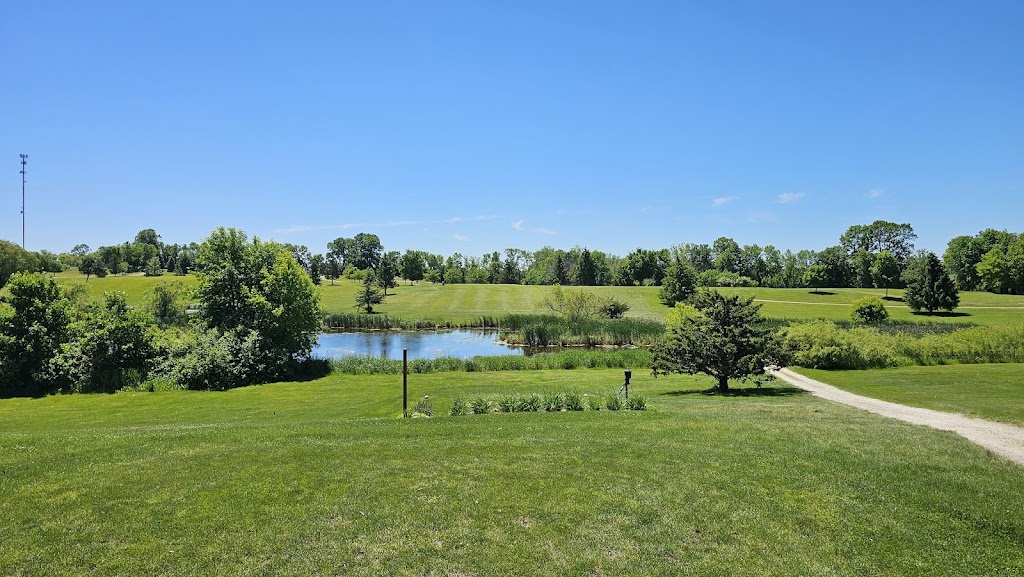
882;296;905;302
911;311;971;318
808;290;836;296
664;386;808;398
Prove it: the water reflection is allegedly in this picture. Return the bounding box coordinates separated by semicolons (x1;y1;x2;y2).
313;330;523;360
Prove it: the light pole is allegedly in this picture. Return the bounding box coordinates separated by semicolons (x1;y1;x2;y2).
19;154;28;248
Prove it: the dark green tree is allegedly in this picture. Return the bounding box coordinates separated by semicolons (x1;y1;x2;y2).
652;290;784;392
659;253;698;305
902;252;959;313
572;248;597;286
0;240;37;288
354;272;385;313
870;250;901;298
802;264;829;293
0;273;74;396
376;251;401;295
194;227;321;370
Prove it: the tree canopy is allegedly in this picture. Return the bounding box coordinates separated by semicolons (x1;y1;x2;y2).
652;290;784;392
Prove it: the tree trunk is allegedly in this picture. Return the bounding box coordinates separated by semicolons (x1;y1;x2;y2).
718;376;730;392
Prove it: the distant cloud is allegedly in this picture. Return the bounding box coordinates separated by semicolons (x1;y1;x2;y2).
712;197;735;207
512;219;524;231
454;234;469;242
775;192;805;204
867;188;885;198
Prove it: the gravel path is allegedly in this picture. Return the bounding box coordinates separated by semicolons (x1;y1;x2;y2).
771;368;1024;466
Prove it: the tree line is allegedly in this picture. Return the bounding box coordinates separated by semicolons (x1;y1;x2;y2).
2;221;1020;298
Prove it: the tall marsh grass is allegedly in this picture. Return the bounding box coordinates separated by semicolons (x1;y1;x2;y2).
779;321;1024;370
321;313;665;347
328;348;653;375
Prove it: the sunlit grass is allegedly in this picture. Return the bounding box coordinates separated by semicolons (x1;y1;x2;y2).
797;364;1024;427
1;369;1023;575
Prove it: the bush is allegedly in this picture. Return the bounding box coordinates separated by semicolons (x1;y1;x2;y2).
605;393;623;411
850;296;889;323
449;397;469;416
523;393;544;412
586;395;603;411
497;394;521;413
470;397;492;415
410;395;432;417
543;393;565;412
625;394;648;411
563;390;584;411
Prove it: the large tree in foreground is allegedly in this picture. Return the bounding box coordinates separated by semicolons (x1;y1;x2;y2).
652;290;784;392
901;251;959;314
194;227;321;369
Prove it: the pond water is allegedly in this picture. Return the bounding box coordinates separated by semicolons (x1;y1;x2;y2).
313;330;524;361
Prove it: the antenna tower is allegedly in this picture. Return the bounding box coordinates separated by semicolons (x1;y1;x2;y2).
20;154;28;248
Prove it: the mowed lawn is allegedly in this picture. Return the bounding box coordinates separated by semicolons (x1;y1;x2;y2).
797;364;1024;427
2;370;1022;576
46;271;1024;325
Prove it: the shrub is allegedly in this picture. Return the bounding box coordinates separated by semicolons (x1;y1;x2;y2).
851;296;889;323
586;395;603;411
523;393;544;412
470;397;492;415
605;393;623;411
497;394;520;413
543;393;565;412
563;390;585;411
625;394;648;411
410;395;433;417
449;397;469;416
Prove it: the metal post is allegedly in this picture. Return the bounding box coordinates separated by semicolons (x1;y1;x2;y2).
403;348;408;416
19;154;28;248
624;369;631;400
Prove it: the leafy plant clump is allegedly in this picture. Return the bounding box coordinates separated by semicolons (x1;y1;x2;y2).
850;295;889;323
449;390;647;416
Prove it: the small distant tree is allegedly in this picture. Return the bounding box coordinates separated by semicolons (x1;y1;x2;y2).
652;290;785;392
146;281;186;327
79;255;108;282
324;255;341;286
308;254;325;285
400;250;426;285
376;251;400;295
902;251;959;313
354;272;385;313
870;249;901;298
803;264;829;293
659;254;698;306
144;255;162;277
850;295;889;323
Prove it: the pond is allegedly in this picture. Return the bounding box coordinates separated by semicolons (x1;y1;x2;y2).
313;330;524;361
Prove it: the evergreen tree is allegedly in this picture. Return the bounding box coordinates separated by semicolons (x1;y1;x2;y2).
354;272;385;313
902;252;959;313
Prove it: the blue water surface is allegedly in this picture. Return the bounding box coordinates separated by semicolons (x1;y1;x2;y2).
313;330;523;360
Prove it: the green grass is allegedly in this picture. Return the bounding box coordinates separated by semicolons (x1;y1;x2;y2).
41;274;1024;326
796;364;1024;427
2;369;1023;575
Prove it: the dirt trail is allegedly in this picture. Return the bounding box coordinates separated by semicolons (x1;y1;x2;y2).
771;368;1024;466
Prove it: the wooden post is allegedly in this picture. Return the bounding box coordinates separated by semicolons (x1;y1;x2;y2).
403;348;408;416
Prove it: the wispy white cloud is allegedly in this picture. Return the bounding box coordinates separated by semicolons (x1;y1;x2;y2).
775;192;805;204
867;188;885;198
712;197;735;207
453;234;469;242
512;219;524;231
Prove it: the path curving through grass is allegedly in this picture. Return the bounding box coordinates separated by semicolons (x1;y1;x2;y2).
773;368;1024;466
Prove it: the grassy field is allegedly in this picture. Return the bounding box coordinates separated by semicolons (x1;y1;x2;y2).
40;272;1024;326
797;364;1024;427
2;369;1022;576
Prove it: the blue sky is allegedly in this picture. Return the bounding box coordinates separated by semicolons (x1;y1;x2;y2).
4;1;1022;257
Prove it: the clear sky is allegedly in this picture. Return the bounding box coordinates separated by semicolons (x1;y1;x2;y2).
4;1;1022;257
